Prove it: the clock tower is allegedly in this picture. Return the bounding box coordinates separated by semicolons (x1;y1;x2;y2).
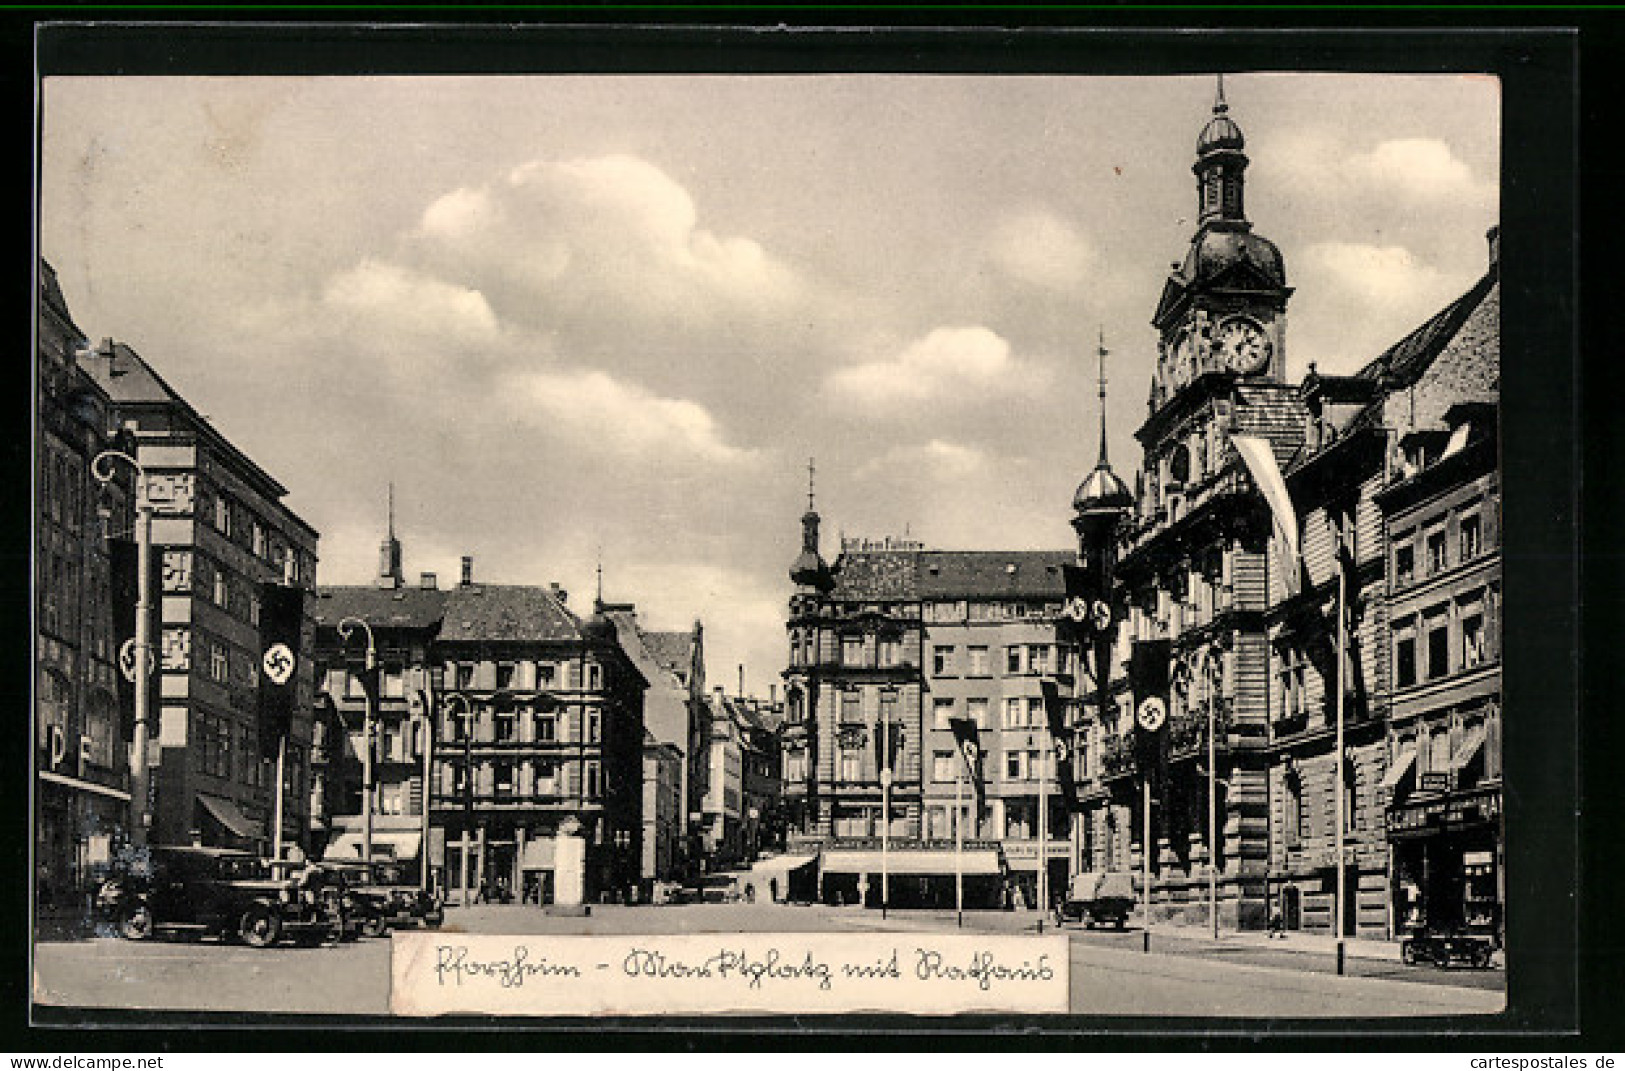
1148;76;1292;417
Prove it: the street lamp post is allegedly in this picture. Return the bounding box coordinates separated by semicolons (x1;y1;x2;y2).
441;693;475;907
92;450;152;849
337;616;377;862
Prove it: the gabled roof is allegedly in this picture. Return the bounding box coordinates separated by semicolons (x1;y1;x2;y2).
641;630;696;676
439;585;583;643
916;550;1073;599
312;586;449;631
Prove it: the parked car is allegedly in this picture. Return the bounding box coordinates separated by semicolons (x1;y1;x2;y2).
96;846;344;948
326;859;444;933
1060;871;1137;929
682;874;741;904
650;881;688;905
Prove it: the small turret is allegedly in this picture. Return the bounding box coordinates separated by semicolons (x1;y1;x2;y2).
790;457;832;591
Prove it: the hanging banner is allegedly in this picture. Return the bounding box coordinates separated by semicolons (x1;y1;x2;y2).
1039;679;1078;811
109;538;159;742
1129;639;1171;789
257;582;305;756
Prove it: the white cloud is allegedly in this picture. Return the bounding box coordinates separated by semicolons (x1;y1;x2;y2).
499;367;757;467
1303;242;1452;308
858;438;989;481
988;208;1095;290
320;258;508;364
824;326;1047;414
1346;138;1493;206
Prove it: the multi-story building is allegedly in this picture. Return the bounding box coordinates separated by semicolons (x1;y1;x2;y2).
35;260;135;910
694;688;786;871
738;696;785;861
1072;82;1500;937
314;543;648;904
81;340;320;854
918;551;1076;909
641;732;684;888
605;606;705;880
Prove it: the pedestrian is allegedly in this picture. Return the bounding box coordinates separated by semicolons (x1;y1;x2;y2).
1268;905;1286;939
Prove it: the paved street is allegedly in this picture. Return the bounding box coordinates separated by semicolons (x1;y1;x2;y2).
33;903;1503;1020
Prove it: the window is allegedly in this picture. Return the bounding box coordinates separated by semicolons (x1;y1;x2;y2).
1426;529;1448;574
1006;750;1023;780
455;663;474;689
879;638;902;668
248;592;261;628
534;760;558;795
1002;697;1024;729
880;688;898;725
1395;629;1418;689
214;493;229;533
1283;775;1303;849
586;710;602;743
1460;515;1482;561
841;636;865;667
496;709;517;742
933;645;955;675
584;760;601;798
966;697;988;729
783;753;806;783
1029;644;1052;675
1006;646;1026;675
213;569;228;608
932;751;956;782
839;750;862;783
842;690;862;724
536;662;557;688
1342;760;1358;834
933;697;955;729
1426;614;1450;679
383;665;405;699
494;761;514;798
1028;697;1045;728
1395;544;1414;586
496;663;515;690
967;646;990;676
1462;611;1486;669
210;642;229;684
252;522;266;558
587;663;602;690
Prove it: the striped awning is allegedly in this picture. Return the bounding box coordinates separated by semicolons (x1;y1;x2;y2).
1450;724;1487;772
323;830;422;862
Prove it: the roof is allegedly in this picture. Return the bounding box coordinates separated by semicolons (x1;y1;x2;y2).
1354;267;1498;387
438;585;583;643
641;630;696;676
830;550;919;601
312;586;449;631
916;550;1073;599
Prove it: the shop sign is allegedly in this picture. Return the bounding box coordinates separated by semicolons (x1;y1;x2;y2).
43;724;100;779
1386;788;1501;837
1003;842;1071;862
1419;772;1454;794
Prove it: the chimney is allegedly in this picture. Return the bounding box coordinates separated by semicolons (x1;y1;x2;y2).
1487;225;1500;270
549;581;568;605
460;555;473;588
419;571;437;590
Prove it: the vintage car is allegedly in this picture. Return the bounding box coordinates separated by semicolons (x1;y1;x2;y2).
325;860;443;934
1059;871;1137;929
96;846;345;948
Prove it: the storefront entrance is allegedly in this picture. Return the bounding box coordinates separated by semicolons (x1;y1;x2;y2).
1389;788;1501;939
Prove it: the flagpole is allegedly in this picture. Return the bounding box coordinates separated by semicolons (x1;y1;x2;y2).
881;753;891;920
1209;678;1218;940
1143;773;1152;954
273;733;287;860
1335;535;1348;976
1037;730;1048;932
955;766;964;928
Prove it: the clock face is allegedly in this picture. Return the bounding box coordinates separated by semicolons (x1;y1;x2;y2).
1215;317;1272;373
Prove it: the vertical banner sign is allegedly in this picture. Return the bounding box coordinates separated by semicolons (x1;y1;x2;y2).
1129;640;1171;787
1039;680;1078;812
948;716;986;814
258;582;305;757
109;538;158;742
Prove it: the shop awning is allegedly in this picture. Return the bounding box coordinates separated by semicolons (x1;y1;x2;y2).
1380;745;1417;790
323;830;422;862
820;848;1003;877
1450;724;1487;772
750;853;818;880
198;794;264;841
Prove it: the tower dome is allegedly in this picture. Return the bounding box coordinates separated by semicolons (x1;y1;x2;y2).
1196;74;1246;155
789;459;832;591
1073;462;1135;513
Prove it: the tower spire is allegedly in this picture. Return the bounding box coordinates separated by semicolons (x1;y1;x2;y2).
595;545;604;607
1215;72;1227;114
807;456;817;512
387;482;395;540
376;481;404;588
1097;327;1111;467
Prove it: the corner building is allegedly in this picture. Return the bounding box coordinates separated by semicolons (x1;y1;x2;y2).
1076;84;1501;937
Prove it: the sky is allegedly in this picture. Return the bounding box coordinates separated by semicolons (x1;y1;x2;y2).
39;73;1499;697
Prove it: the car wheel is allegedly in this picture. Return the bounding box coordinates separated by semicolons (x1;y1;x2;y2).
361;912;387;939
118;903;154;941
239;907;283;948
